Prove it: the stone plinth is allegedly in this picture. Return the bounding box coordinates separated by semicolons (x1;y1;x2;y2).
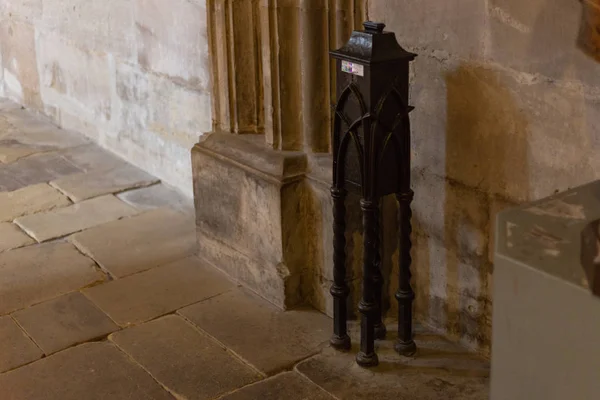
192;132;309;308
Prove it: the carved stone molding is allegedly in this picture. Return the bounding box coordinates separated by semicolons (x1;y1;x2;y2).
207;0;263;134
207;0;364;151
260;0;365;152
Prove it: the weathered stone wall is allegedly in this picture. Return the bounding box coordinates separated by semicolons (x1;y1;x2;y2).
364;0;600;355
0;0;211;195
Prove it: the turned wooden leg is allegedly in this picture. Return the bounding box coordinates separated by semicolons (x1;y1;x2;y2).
395;190;417;356
330;187;351;350
356;198;380;367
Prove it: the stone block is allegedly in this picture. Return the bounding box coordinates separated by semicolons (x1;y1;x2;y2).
112;62;211;195
0;183;70;222
179;289;330;375
0;222;34;252
0;342;172;399
192;133;309;308
0;20;42;109
36;30;114;123
409;54;600;203
111;315;260;400
0;242;104;315
412;171;489;259
0;316;43;373
117;184;194;215
40;0;136;61
0;0;43;23
135;0;210;90
115;62;211;149
368;0;487;59
222;372;335;400
488;0;600;87
50;163;159;202
83;257;233;326
12;292;118;354
71;208;196;277
15;195;138;242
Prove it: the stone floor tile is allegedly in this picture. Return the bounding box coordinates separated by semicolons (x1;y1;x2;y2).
84;257;233;326
0;139;53;164
0;183;71;222
0;99;21;111
15;195;138;242
294;326;490;400
0;168;25;191
59;143;126;172
0;242;105;315
71;208;196;277
12;292;119;355
221;372;335;400
0;342;173;400
117;184;194;215
9;124;88;149
0;222;34;252
50;163;159;202
111;315;259;400
0;125;88;164
0;316;43;373
3;152;83;189
179;289;331;375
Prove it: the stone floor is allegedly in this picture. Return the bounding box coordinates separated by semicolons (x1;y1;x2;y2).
0;99;490;399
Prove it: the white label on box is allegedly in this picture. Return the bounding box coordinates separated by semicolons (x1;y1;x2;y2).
341;60;364;77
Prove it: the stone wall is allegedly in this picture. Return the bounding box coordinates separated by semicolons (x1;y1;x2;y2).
0;0;211;195
365;0;600;355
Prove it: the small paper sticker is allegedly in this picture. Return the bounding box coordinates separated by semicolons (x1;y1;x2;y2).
341;60;364;77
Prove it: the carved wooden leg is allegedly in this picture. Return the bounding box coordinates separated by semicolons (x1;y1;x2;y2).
356;198;379;367
373;202;386;340
395;190;417;356
330;187;351;350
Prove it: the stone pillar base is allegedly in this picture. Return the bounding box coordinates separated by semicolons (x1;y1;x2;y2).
192;133;309;309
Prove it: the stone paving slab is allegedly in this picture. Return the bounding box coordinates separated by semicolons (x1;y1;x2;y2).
295;326;490;400
0;222;34;252
0;316;43;373
12;292;119;355
84;257;233;326
0;168;25;191
111;315;259;400
0;242;105;315
0;99;21;111
221;372;335;400
0;342;173;400
117;184;194;215
71;208;196;277
59;143;126;172
3;152;83;190
15;195;138;242
0;183;70;222
0;125;88;164
179;289;331;375
51;163;159;202
0;139;53;164
7;124;88;149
